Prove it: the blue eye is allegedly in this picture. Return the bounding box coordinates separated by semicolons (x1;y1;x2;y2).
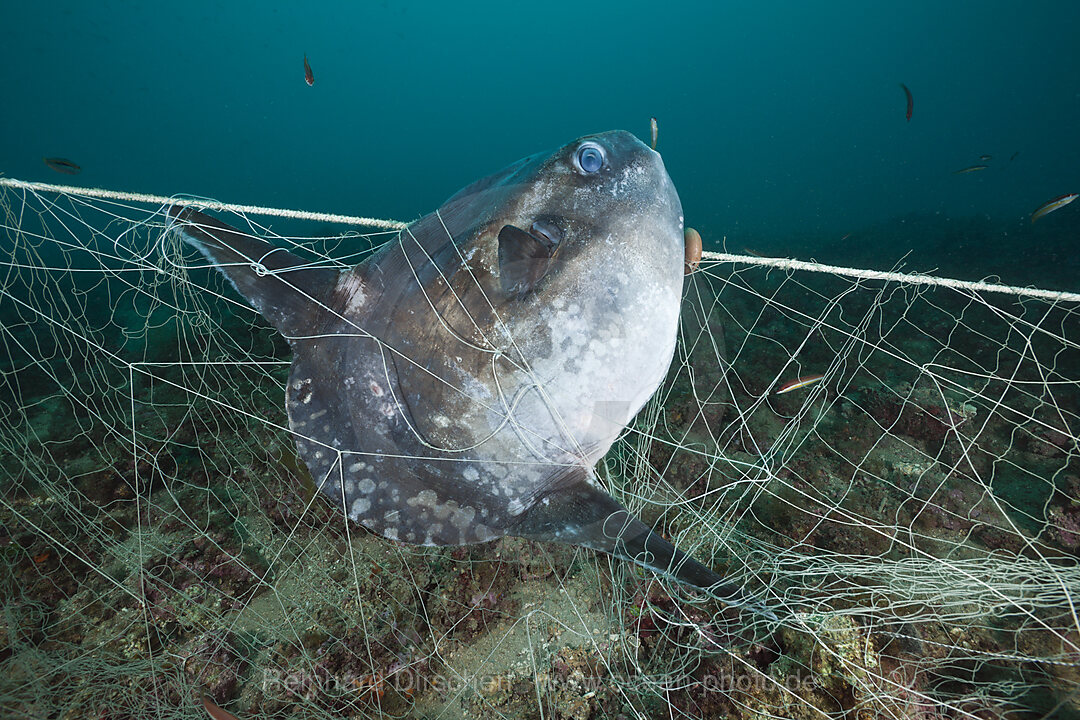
576;143;605;173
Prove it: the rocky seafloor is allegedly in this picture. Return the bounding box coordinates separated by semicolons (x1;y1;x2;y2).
2;265;1079;719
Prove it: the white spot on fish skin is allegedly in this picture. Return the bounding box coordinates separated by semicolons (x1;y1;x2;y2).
350;498;371;517
348;461;366;473
358;477;375;494
407;489;438;508
508;498;525;516
450;505;475;530
369;381;384;396
553;524;581;540
309;409;327;420
463;466;479;482
384;527;398;541
471;522;494;541
293;377;314;404
380;403;396;418
402;491;478;535
336;272;367;314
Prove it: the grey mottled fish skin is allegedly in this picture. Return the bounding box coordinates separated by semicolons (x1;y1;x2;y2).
167;130;753;606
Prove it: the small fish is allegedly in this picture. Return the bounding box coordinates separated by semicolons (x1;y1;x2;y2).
303;54;314;86
649;117;658;150
1031;193;1079;223
1009;151;1020;163
899;83;913;122
43;157;81;175
952;165;988;174
979;154;992;161
683;227;702;274
776;374;824;395
202;696;241;720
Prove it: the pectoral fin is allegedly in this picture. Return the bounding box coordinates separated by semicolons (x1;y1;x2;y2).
497;223;558;299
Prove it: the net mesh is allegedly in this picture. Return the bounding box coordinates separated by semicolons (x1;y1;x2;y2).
1;181;1078;719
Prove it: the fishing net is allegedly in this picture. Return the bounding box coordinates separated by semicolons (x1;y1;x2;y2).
1;178;1078;719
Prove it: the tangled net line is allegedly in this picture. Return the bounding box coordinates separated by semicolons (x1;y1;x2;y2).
1;178;1078;719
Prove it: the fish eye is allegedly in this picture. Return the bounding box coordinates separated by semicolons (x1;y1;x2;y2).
575;143;606;174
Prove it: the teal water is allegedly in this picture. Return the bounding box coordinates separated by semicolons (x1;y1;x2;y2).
2;1;1078;288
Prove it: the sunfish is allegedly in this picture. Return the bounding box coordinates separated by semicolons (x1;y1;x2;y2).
167;130;755;608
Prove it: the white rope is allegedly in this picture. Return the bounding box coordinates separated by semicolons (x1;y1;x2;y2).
0;177;410;230
701;251;1080;304
3;176;1076;303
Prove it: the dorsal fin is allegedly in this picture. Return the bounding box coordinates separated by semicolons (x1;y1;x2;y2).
167;206;342;340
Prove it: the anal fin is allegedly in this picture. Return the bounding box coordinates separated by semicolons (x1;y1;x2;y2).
509;467;768;615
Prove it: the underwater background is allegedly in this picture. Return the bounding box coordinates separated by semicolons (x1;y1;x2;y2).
2;0;1079;290
3;3;1080;719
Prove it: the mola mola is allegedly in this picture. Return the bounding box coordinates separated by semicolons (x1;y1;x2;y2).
167;130;750;605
